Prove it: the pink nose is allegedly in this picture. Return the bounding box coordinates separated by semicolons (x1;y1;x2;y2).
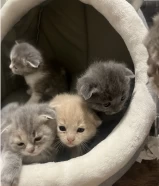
27;146;35;153
67;137;75;143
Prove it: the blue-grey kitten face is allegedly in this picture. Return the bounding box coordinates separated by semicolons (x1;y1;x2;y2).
6;104;56;156
77;61;134;115
9;42;43;76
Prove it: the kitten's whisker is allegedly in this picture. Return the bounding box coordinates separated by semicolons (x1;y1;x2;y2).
54;142;61;153
79;145;83;156
82;142;90;152
54;140;64;153
9;72;15;78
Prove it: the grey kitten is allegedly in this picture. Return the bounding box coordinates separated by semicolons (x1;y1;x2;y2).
1;103;57;186
9;42;68;103
144;14;159;96
77;60;134;115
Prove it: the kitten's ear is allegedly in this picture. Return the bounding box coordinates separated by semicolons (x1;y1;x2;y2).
91;113;102;127
40;115;54;120
1;124;12;135
26;60;40;68
94;118;102;127
125;68;135;79
79;84;99;100
49;103;61;110
40;108;56;122
15;40;23;45
15;40;19;45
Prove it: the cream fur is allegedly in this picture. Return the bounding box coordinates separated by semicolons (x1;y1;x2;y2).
0;0;156;185
49;94;101;148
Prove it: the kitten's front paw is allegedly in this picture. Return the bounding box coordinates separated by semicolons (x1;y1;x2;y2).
26;89;32;95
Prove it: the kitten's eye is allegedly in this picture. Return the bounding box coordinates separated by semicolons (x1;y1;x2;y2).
77;128;85;133
13;65;18;70
104;102;111;107
34;137;42;142
121;95;126;101
59;126;66;132
17;142;24;146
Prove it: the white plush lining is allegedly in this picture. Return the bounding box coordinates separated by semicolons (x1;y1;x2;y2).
0;0;156;186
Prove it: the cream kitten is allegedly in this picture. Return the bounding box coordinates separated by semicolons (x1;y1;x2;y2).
49;93;102;158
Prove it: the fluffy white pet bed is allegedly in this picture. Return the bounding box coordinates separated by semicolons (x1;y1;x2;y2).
0;0;156;185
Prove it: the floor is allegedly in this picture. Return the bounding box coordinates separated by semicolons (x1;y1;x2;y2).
114;160;159;186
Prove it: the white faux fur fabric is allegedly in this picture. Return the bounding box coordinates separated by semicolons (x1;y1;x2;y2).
0;0;156;186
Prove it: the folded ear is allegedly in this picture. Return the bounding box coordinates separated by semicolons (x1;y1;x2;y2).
90;113;102;128
25;60;40;68
39;108;56;123
40;114;54;120
125;68;135;79
49;101;61;110
15;40;19;45
1;125;12;135
77;79;100;100
15;40;22;45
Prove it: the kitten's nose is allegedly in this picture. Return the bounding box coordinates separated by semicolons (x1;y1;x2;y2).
67;137;75;143
9;63;13;69
26;145;35;153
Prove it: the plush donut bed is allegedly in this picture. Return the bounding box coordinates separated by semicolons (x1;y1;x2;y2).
1;0;156;185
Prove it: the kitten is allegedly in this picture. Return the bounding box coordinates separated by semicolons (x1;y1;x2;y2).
1;103;57;186
144;14;159;96
9;42;68;103
49;93;101;158
77;60;134;115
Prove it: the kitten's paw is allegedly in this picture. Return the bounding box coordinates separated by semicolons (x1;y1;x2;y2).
26;89;32;95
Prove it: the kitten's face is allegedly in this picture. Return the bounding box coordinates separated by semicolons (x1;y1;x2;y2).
7;104;56;156
9;125;54;156
77;61;134;115
57;118;97;148
86;86;129;115
50;94;101;148
9;42;43;76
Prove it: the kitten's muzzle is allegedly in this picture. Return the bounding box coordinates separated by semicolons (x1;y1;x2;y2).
26;145;35;153
66;136;76;147
67;136;75;143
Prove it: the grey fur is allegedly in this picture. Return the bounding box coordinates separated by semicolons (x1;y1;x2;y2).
77;60;134;115
1;103;57;186
145;14;159;95
10;42;68;103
